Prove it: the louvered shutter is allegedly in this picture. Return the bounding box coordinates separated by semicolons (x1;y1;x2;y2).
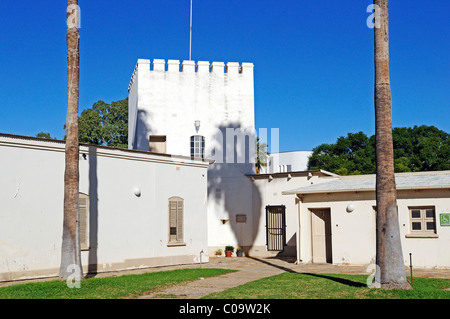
169;200;178;242
78;194;89;250
176;200;184;242
168;197;184;244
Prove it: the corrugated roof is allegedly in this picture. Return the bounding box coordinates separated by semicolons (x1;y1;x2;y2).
282;171;450;195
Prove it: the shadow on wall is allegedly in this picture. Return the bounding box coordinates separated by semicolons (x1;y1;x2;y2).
131;109;264;257
207;123;262;257
87;146;98;276
133;109;153;151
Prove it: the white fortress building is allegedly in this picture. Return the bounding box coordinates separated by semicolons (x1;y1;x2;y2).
0;57;448;283
127;59;258;256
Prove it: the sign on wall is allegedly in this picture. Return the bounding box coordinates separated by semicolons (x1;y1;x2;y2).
440;213;450;227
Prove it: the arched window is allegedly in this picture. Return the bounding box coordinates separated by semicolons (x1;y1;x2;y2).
190;135;205;158
168;197;184;245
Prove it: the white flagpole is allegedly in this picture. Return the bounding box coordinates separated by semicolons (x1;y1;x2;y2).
189;0;193;60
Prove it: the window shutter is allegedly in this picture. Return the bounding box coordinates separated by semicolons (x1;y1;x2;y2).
169;201;178;242
176;200;184;242
78;194;89;250
168;197;184;244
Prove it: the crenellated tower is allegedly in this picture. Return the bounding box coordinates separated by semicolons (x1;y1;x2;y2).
128;58;255;158
128;58;257;256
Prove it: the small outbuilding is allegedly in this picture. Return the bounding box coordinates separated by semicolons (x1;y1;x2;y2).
282;171;450;269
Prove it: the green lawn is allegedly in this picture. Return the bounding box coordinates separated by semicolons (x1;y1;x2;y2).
1;269;448;299
203;273;450;299
0;268;235;299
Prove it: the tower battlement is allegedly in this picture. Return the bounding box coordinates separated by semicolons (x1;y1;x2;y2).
128;59;254;92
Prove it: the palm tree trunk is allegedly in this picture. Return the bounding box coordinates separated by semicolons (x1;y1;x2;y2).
60;0;83;280
374;0;410;289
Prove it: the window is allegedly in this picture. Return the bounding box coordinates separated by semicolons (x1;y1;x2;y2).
79;193;90;250
168;197;184;245
190;135;205;158
408;207;437;237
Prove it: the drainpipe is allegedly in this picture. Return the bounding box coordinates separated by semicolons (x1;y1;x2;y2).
296;195;302;265
200;249;204;264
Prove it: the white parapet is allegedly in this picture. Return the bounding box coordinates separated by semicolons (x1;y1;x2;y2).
226;62;240;76
211;62;225;74
182;60;196;73
197;61;210;73
153;59;166;71
167;60;180;72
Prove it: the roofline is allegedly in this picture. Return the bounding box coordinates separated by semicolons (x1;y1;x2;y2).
282;170;450;195
246;169;339;179
270;150;313;154
0;132;215;165
282;185;450;196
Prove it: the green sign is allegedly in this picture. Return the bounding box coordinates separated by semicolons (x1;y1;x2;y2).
440;213;450;227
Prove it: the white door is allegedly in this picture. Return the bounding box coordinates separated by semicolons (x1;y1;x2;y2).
311;209;332;263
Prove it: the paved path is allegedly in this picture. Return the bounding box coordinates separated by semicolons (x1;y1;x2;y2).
138;257;289;299
137;257;449;299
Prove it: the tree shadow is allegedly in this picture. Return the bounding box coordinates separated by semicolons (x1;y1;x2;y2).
246;256;297;273
86;146;98;277
302;272;366;288
131;103;264;258
133;109;153;151
206;123;262;255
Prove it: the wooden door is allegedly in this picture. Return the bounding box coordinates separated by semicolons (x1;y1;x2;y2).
311;209;332;263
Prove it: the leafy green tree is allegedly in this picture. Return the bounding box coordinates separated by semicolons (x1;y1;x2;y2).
35;132;55;139
308;125;449;175
308;132;376;175
65;98;128;148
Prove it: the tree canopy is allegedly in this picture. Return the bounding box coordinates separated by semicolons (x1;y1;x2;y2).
65;98;128;148
308;125;449;175
35;132;55;139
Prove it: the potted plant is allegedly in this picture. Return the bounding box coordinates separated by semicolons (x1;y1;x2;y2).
236;247;244;257
224;246;234;257
215;249;223;257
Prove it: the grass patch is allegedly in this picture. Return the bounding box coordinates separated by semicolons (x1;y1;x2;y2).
0;268;235;299
203;273;450;299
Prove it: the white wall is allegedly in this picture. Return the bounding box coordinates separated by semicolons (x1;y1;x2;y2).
128;59;257;256
0;135;210;282
266;151;313;174
246;172;338;257
297;189;450;268
128;59;255;157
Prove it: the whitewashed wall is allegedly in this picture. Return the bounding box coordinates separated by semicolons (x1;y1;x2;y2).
128;59;256;255
266;151;313;174
248;172;338;257
296;189;450;268
0;135;210;282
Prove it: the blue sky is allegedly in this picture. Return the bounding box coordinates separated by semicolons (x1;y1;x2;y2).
0;1;448;152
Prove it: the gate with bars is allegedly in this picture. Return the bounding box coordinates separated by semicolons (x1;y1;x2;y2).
265;205;286;252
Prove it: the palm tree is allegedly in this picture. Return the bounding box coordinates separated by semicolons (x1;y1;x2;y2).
255;138;269;174
59;0;83;281
373;0;410;289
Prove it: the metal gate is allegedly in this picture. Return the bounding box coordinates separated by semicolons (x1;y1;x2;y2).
266;205;286;251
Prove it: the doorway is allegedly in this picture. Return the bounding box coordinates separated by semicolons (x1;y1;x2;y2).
310;208;332;263
265;205;286;252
